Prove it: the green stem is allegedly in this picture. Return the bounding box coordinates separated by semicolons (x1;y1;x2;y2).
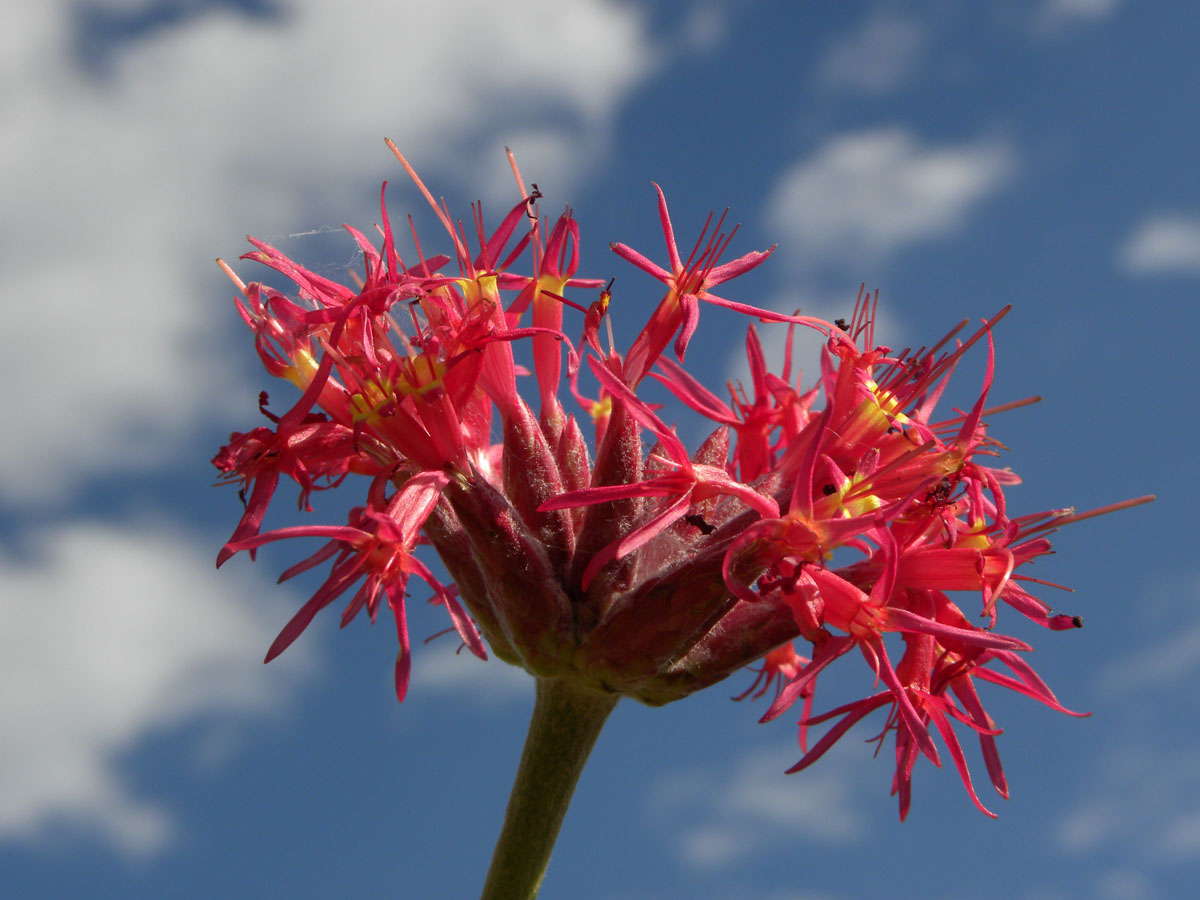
480;677;619;900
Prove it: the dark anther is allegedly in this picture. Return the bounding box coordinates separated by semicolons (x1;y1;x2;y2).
926;476;954;504
822;484;837;496
684;513;716;535
258;391;279;421
834;318;849;331
1072;615;1084;628
524;186;543;219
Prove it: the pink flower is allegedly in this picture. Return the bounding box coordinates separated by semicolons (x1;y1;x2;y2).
214;151;1152;821
611;184;826;384
224;470;483;702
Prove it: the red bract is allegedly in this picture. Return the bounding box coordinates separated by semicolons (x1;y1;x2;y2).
214;150;1152;820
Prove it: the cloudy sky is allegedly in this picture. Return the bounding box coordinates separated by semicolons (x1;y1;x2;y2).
1;1;1195;898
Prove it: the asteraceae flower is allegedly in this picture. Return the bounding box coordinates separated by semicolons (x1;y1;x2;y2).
213;146;1152;898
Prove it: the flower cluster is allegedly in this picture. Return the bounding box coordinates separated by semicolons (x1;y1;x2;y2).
214;145;1150;818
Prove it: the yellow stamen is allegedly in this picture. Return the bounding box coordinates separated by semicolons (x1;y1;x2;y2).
590;395;612;422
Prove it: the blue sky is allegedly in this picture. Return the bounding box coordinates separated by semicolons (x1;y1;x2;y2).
1;1;1195;898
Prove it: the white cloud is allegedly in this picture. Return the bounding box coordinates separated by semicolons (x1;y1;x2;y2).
817;12;925;94
414;642;532;704
1093;869;1155;900
766;129;1015;269
1099;620;1200;693
1098;570;1200;693
675;3;727;52
650;742;870;870
677;825;757;869
1054;742;1200;864
1118;214;1200;275
0;520;313;856
1160;811;1200;858
1056;800;1125;853
1036;0;1122;32
1;0;657;504
1057;575;1200;874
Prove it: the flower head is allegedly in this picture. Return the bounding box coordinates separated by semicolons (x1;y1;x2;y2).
214;147;1152;819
